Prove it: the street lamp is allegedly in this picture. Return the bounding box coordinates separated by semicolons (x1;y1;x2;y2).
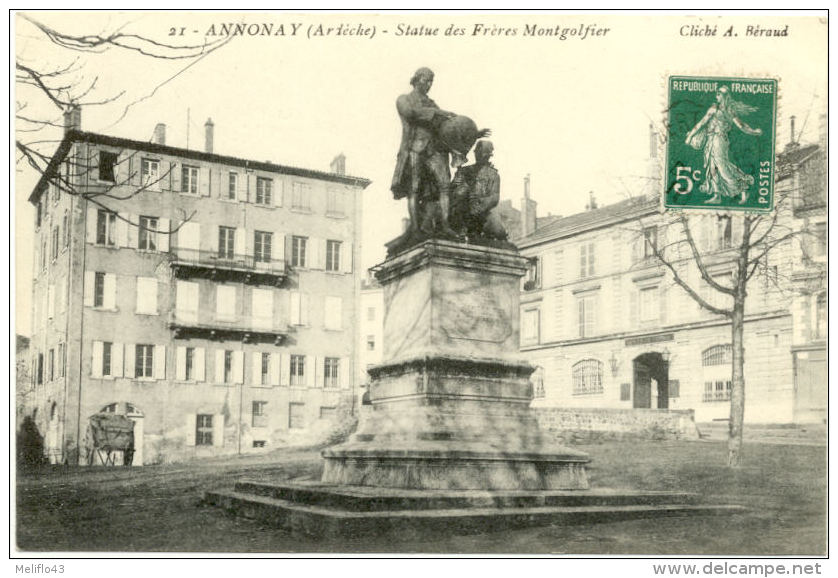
661;347;671;364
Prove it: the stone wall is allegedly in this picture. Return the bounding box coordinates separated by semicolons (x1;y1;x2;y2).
534;407;700;442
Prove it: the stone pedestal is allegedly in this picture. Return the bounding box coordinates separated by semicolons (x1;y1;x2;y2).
322;240;590;490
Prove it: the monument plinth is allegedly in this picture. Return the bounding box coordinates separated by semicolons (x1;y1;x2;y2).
321;240;590;490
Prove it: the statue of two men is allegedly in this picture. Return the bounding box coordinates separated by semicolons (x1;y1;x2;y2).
390;67;507;250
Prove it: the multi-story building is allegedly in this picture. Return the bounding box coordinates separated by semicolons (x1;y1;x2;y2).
22;110;370;465
517;120;826;425
358;276;383;394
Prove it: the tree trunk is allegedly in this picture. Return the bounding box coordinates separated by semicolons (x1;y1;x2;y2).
727;302;746;467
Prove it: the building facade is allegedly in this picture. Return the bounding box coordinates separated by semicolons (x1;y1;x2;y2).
22;115;370;465
358;277;384;394
517;127;826;425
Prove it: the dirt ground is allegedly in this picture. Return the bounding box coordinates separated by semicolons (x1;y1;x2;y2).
15;438;827;555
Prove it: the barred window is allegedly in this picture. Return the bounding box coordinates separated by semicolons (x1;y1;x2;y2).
702;345;732;366
324;357;340;388
703;380;732;402
572;359;603;395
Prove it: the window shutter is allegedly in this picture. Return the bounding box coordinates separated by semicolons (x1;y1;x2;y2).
553;289;564;340
83;272;95;306
314;356;324;388
270;353;280;386
154;345;166;380
215;350;224;384
236;171;244;201
310;238;324;269
90;149;100;182
176;346;187;381
116;213;129;247
340;356;350;389
158;218;170;252
280;354;290;386
342;243;353;274
127;154;137;186
290;292;301;325
124;343;135;378
629;289;638;328
276;234;286;265
59;278;67;313
47;285;55;318
200;167;210;196
274;180;284;207
233;228;245;258
252;352;262;386
86;206;98;243
212;415;224;447
127;214;139;249
170;162;180;192
306;355;316;387
246;229;255;257
233;351;244;384
185;414;196;446
660;284;668;325
112;343;124;378
91;341;103;378
301;293;310;326
632;235;642;263
194;348;206;382
103;274;117;310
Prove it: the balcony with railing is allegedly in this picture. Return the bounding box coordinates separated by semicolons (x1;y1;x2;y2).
168;310;289;344
169;247;287;286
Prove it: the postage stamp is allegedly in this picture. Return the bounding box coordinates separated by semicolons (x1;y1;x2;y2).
664;75;778;212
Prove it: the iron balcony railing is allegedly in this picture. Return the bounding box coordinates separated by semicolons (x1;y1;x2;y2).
170;247;287;277
168;310;289;343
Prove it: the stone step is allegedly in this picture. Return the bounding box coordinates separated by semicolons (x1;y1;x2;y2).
204;488;745;538
232;480;702;511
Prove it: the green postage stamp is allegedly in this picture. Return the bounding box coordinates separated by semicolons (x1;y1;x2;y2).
664;75;778;212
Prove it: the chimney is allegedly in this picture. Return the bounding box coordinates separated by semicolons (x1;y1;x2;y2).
63;104;81;134
790;115;796;145
153;123;167;146
204;118;214;154
520;174;537;237
586;191;598;211
330;153;346;175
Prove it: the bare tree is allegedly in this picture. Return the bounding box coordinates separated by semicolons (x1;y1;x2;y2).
635;174;824;466
15;13;231;230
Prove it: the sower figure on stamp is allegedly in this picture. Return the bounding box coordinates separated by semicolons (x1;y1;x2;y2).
450;140;509;243
390;67;490;251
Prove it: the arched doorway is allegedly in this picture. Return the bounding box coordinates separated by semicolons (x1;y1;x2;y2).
632;352;669;409
101;402;145;466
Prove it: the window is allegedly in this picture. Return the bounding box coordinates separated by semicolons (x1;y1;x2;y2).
96;210;117;246
185;347;195;381
57;343;65;378
292;182;311;210
320;406;337;419
252;401;268;428
815;293;827;339
176;280;200;322
41;240;47;270
63;212;69;248
141;158;160;188
669;380;680;398
324;357;340;388
292;236;307;267
703;380;732;402
255;177;273;205
290;292;309;326
181;165;199;194
620;382;631;401
639;286;660;323
252;440;266;448
138;216;158;251
643;227;658;258
94;272;106;307
261;352;270;385
98;151;118;182
326;240;342;271
36;197;42;228
811;222;826;258
522;308;540;344
572;359;604;395
579;242;595;278
51;226;59;260
367;307;376;321
48;349;54;382
716;216;732;250
366;335;375;351
224;350;234;384
290;355;305;386
196;414;213;446
218;226;236;259
228;172;238;200
254;231;272;262
135;344;154;378
524;257;541;291
102;342;112;377
327;188;345;215
37;353;43;385
702;344;732;366
577;295;596;338
288;402;305;429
